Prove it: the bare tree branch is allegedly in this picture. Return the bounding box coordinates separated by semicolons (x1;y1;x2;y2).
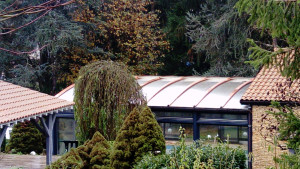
0;44;49;55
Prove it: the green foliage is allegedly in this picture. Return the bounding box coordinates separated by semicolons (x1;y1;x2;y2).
268;101;300;151
8;121;44;154
133;153;171;169
272;153;300;169
236;0;300;79
74;61;145;141
186;0;257;77
0;0;85;94
48;131;111;169
111;106;166;169
134;131;247;169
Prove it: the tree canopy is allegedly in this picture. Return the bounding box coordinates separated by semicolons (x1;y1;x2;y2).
236;0;300;80
74;60;145;141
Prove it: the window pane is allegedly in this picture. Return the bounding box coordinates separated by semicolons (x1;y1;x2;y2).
159;123;193;145
200;113;247;120
154;111;192;118
57;118;76;155
200;125;248;150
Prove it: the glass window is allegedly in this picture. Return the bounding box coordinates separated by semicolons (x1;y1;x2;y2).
57;118;76;155
199;113;247;120
154;111;193;118
159;123;193;145
200;125;248;150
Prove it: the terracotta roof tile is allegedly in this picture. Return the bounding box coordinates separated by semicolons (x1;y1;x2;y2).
0;80;74;125
241;66;300;103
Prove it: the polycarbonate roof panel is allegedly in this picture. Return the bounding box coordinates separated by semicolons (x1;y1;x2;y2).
57;76;252;110
170;79;219;107
196;80;246;108
148;78;205;107
140;77;182;102
224;83;251;109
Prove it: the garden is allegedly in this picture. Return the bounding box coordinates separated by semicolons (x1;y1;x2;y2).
0;0;299;169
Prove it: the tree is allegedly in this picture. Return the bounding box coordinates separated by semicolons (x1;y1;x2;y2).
185;0;257;77
111;106;166;169
0;0;84;94
236;0;300;80
74;61;145;141
8;121;44;154
48;131;111;169
155;0;209;76
69;0;169;76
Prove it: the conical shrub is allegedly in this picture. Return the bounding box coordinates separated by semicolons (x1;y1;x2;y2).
111;106;165;169
47;131;111;169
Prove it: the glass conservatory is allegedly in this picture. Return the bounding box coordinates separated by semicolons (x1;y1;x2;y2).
55;76;253;154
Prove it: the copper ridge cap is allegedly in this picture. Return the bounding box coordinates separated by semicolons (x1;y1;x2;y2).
221;79;254;108
140;77;162;87
147;77;185;103
194;78;232;107
169;77;208;106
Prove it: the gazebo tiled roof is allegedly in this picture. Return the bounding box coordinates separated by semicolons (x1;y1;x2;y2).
241;66;300;104
0;80;74;127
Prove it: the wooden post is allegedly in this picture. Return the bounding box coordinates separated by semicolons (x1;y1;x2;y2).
0;126;8;150
31;113;57;166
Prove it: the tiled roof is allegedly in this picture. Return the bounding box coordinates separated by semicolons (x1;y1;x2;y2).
0;80;74;126
241;66;300;104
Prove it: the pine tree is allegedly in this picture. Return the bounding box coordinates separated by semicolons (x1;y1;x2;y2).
236;0;300;80
185;0;257;77
111;107;165;169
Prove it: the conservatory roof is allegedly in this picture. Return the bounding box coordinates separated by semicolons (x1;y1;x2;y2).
56;76;253;110
0;80;74;128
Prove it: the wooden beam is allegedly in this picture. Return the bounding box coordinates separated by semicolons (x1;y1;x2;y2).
0;126;8;150
39;113;57;166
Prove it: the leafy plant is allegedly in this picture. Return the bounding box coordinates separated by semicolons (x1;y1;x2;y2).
134;127;247;169
133;153;171;169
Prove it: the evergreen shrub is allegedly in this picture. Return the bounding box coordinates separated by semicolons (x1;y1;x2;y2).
111;106;166;169
8;121;44;154
48;131;111;169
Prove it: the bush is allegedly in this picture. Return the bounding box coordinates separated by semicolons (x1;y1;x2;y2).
133;153;171;169
8;121;44;154
134;128;247;169
111;106;166;169
48;131;111;169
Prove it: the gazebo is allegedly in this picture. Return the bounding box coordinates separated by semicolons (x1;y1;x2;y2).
0;80;74;165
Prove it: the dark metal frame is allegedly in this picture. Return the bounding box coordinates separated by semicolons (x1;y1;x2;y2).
50;106;252;168
151;106;252;169
0;126;8;149
53;110;74;155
